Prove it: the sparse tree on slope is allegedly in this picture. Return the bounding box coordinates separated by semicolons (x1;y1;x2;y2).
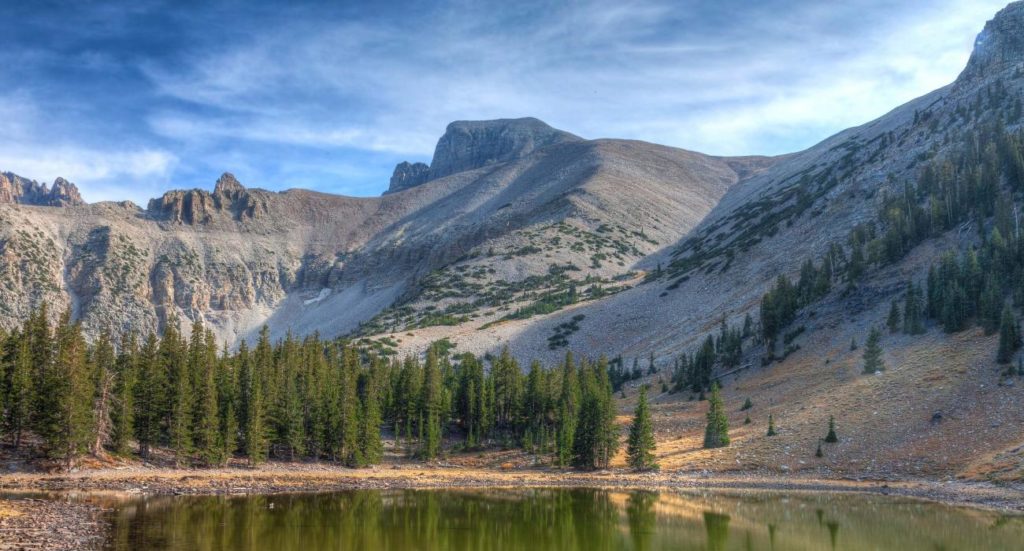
997;304;1021;364
862;327;885;374
703;383;729;449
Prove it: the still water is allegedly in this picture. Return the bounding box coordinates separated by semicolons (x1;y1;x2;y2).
105;488;1024;550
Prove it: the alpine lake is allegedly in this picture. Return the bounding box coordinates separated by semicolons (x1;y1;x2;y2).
82;487;1024;550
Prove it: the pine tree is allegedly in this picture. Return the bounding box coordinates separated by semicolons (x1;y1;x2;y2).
133;333;163;459
862;327;885;374
111;333;137;455
245;333;271;465
702;383;729;449
903;282;925;335
557;351;579;468
740;397;753;411
824;416;838;443
419;345;443;460
275;333;305;461
626;386;657;471
997;304;1022;364
90;327;116;456
6;327;33;450
766;413;778;437
45;311;94;469
815;440;824;458
359;357;384;465
164;319;192;465
887;300;901;333
194;328;223;465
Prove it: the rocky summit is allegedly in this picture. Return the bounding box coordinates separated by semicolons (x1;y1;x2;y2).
384;117;583;194
0;172;84;207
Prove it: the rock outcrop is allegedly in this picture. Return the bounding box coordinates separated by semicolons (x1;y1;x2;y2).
384;117;583;195
427;118;582;180
0;172;85;206
146;172;269;224
385;162;430;194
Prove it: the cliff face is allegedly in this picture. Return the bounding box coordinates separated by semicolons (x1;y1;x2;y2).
960;1;1024;81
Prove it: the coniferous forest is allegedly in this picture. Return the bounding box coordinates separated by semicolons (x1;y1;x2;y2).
0;305;621;471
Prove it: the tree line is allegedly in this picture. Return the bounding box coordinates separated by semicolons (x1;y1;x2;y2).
0;306;631;470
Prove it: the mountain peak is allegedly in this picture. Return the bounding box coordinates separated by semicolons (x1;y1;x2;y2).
384;117;582;194
0;172;84;207
960;1;1024;81
214;172;246;195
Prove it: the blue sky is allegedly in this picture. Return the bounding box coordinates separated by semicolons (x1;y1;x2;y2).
0;0;1010;204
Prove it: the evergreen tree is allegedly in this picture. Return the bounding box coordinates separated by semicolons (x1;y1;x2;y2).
359;356;384;465
766;413;778;437
194;327;222;465
997;304;1022;364
626;386;657;471
903;282;925;335
702;383;729;449
90;327;116;456
887;300;901;333
557;352;580;468
45;311;94;469
133;333;163;459
245;334;270;465
862;327;885;374
419;345;443;460
111;333;138;456
824;416;838;443
6;327;33;449
163;319;192;465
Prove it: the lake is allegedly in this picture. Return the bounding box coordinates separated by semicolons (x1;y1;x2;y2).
104;488;1024;550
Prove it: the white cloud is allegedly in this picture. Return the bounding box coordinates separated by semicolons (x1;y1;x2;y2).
0;145;177;204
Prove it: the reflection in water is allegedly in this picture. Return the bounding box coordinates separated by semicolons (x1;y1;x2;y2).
826;520;840;550
626;491;657;551
704;511;731;551
98;488;1024;551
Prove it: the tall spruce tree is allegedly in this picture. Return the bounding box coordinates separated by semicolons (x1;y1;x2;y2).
419;345;443;460
626;386;657;471
557;351;580;468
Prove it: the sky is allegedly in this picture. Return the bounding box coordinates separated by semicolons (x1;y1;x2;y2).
0;0;1011;204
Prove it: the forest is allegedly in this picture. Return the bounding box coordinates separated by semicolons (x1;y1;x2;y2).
0;306;628;471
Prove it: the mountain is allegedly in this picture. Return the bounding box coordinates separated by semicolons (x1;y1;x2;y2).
2;0;1024;481
0;119;772;344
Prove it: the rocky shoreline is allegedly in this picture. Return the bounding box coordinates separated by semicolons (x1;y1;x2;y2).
0;496;109;550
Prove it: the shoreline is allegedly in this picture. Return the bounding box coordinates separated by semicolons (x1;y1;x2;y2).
2;463;1022;509
2;466;1022;549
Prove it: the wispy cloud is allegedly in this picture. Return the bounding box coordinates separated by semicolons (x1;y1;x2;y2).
0;0;1010;202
